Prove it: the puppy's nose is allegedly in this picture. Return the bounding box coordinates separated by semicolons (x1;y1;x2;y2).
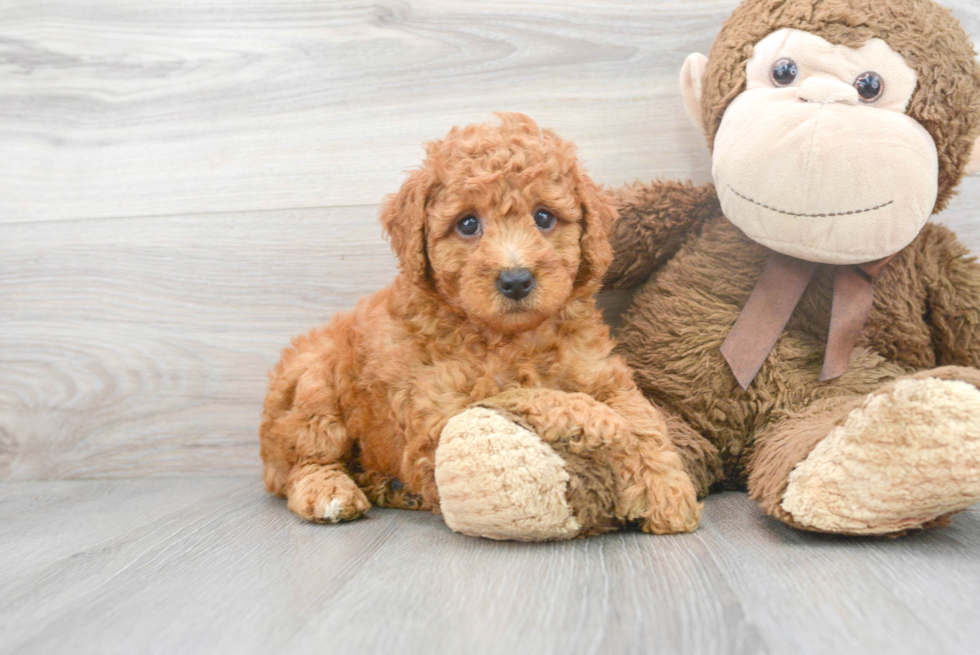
497;268;535;301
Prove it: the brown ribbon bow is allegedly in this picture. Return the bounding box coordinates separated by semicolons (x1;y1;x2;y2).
720;252;895;390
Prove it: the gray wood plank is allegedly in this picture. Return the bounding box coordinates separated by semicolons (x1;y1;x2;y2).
3;478;979;655
2;0;976;224
0;0;726;223
698;494;980;655
0;206;395;480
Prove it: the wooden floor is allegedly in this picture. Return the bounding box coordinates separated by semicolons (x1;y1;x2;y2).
4;1;980;653
4;478;980;655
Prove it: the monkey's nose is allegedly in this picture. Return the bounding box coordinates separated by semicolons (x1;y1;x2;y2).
497;268;535;301
797;77;859;105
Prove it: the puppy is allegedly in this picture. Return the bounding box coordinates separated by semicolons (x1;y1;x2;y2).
260;114;700;535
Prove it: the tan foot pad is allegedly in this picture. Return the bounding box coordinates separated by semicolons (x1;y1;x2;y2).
435;407;582;541
782;378;980;535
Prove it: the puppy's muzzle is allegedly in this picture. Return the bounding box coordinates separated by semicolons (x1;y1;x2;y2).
497;268;535;301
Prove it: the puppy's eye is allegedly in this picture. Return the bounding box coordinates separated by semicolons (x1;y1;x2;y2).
533;208;556;231
854;71;884;103
770;58;798;87
456;215;481;237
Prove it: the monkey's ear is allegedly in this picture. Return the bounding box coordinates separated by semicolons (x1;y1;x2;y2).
680;53;709;134
966;135;980;176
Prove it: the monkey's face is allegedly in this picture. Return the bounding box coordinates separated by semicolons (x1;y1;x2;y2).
705;29;940;265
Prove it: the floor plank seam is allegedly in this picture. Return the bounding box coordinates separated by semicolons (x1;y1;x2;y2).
0;202;382;228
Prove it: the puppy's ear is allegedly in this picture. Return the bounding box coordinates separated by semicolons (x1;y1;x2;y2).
575;175;617;287
380;168;436;288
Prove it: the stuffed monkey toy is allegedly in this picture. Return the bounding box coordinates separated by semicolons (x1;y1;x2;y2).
605;0;980;535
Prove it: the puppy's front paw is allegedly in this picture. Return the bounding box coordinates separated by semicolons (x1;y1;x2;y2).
557;394;632;451
635;469;701;535
286;465;371;523
477;390;630;452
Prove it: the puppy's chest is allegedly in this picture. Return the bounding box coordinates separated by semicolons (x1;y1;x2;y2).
419;339;570;397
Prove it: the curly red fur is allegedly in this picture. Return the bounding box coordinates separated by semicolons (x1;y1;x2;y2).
259;113;700;533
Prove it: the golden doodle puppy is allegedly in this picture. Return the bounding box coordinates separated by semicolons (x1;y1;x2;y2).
260;114;700;540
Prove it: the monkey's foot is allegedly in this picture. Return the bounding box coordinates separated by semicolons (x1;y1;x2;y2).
436;407;587;541
781;378;980;535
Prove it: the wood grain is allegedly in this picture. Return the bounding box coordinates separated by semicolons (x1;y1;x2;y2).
2;0;972;224
0;206;395;480
699;494;980;654
2;0;980;481
0;0;721;223
3;479;980;655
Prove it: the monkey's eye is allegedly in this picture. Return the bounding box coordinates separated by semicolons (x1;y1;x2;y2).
456;215;481;237
854;72;885;103
770;58;799;87
533;208;556;230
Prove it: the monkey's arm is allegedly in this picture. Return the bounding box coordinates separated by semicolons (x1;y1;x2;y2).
603;180;720;290
922;224;980;368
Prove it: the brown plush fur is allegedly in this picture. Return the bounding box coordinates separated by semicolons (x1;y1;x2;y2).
260;114;700;535
605;0;980;535
611;192;980;491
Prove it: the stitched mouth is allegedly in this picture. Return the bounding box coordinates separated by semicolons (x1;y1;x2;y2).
728;185;894;218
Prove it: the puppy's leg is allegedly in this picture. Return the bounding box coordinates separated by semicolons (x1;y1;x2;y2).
286;460;370;524
263;404;370;523
477;388;700;534
603;391;701;534
260;334;369;524
476;388;631;453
